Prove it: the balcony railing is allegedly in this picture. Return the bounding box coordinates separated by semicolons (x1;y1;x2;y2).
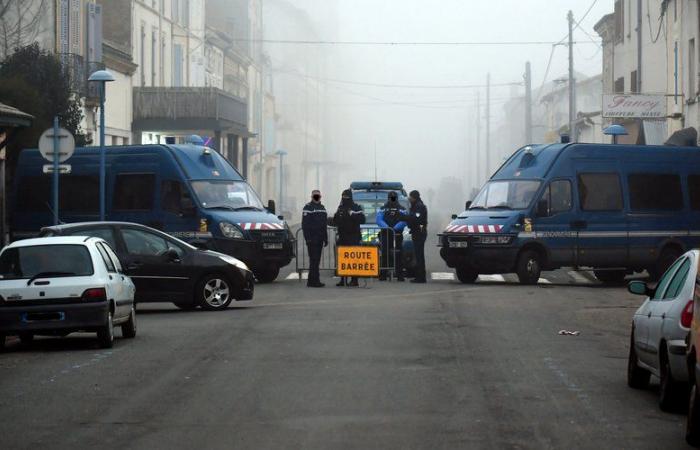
58;53;105;103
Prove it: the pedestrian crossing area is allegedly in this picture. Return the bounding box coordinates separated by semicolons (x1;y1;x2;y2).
284;270;600;285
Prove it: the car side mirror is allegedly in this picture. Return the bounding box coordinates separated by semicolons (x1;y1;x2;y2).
465;200;472;210
164;248;180;262
267;199;276;215
278;215;284;220
536;199;549;217
451;214;458;220
628;280;650;296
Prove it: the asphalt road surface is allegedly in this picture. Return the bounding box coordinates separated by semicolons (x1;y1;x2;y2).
0;243;691;449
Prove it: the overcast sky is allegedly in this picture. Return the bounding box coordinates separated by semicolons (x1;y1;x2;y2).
268;0;613;212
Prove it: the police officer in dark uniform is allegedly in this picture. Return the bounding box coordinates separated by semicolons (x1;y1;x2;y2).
333;189;366;287
377;191;407;281
302;189;328;288
405;190;428;283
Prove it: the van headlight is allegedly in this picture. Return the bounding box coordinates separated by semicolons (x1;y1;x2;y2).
475;235;514;245
219;222;244;239
218;254;250;272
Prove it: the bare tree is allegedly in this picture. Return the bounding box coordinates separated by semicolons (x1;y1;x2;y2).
0;0;48;60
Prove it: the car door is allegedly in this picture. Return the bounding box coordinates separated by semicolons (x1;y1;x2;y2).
647;256;692;361
574;171;628;268
102;241;135;316
637;256;685;367
94;242;128;319
117;226;191;302
532;179;576;266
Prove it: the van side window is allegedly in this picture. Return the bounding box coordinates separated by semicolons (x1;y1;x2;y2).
161;180;192;214
18;176;99;214
689;175;700;210
577;173;623;211
628;174;683;211
546;180;572;214
114;174;155;211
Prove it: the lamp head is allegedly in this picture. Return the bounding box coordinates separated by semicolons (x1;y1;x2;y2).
88;70;116;83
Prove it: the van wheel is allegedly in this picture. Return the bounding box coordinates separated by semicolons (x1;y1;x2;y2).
651;247;682;281
455;266;478;284
121;307;137;339
688;383;700;446
593;270;626;285
627;330;650;389
197;274;233;311
516;250;541;285
255;267;280;283
97;310;114;349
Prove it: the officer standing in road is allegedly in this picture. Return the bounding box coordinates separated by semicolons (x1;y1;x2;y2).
302;189;328;288
377;191;407;281
333;189;366;287
405;190;428;283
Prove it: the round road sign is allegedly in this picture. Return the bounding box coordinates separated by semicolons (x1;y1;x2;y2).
38;127;75;163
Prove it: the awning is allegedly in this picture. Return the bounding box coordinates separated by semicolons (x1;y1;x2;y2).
0;102;33;128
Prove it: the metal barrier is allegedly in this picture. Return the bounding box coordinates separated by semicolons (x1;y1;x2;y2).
295;226;397;281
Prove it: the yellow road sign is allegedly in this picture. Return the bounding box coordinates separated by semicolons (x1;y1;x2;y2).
337;246;380;278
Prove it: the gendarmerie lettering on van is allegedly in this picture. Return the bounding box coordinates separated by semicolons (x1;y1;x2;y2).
438;143;700;285
12;143;294;283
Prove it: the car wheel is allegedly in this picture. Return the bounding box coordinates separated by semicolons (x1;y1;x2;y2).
97;310;114;349
627;331;650;389
651;247;682;281
19;333;34;345
255;267;280;283
593;270;627;285
455;266;478;284
516;250;541;285
197;275;234;311
121;307;137;339
688;383;700;446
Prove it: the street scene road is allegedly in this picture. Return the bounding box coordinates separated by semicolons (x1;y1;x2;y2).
0;244;689;450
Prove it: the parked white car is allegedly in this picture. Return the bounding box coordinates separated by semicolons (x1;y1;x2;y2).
0;236;136;349
627;250;696;411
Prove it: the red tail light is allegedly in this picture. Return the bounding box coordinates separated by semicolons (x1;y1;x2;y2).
681;300;694;328
81;288;107;302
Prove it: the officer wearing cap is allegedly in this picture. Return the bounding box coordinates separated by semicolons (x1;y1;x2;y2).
302;189;328;288
332;189;366;287
377;191;407;281
405;190;428;283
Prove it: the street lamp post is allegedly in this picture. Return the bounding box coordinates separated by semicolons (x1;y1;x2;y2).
88;69;115;221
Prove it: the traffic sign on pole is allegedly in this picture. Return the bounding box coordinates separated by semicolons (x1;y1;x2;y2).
38;127;75;163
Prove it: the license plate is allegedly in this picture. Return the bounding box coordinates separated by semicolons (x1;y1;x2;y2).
449;241;469;249
263;243;283;250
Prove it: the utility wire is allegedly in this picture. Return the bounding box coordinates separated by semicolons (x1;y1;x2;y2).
233;38;599;46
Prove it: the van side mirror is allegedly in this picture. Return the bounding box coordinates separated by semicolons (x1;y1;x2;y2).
465;200;472;210
536;199;549;217
181;196;196;217
628;280;651;297
267;199;276;215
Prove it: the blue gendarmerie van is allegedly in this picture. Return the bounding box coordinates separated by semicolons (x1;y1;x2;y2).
438;143;700;285
11;143;294;282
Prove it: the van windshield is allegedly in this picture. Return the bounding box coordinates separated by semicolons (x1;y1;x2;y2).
191;181;265;211
471;180;541;210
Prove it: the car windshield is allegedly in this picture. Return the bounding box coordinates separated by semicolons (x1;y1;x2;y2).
191;180;265;211
0;244;94;280
471;180;541;210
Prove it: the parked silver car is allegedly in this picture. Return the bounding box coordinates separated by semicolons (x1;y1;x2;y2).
627;250;696;411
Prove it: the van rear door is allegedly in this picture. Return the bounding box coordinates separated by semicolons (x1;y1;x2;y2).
574;171;628;268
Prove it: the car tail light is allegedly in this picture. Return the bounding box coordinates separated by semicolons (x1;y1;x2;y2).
681;300;694;329
81;288;107;302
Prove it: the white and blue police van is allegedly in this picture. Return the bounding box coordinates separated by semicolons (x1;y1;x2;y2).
439;142;700;285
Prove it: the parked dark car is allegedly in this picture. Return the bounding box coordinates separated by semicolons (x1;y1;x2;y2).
40;222;254;310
